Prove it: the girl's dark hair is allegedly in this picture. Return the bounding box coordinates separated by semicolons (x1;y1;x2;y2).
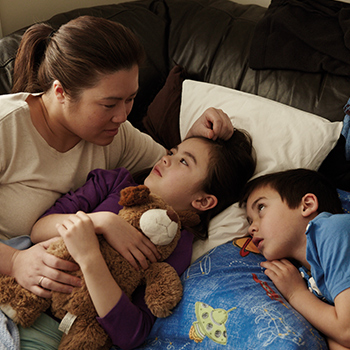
12;16;145;99
240;168;343;214
191;129;256;239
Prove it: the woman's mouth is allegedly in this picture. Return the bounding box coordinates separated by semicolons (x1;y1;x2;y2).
104;126;120;136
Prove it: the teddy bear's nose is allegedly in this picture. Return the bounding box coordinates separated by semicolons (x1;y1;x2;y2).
139;209;179;245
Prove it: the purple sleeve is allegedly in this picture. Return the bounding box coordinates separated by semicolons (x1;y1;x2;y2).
97;230;194;349
42;168;136;216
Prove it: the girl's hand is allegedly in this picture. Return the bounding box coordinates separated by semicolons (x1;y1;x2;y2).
89;211;161;270
186;107;234;141
10;238;81;298
261;259;308;303
56;211;101;268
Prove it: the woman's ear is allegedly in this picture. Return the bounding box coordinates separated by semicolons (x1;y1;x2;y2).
191;194;218;212
301;193;319;218
53;80;66;103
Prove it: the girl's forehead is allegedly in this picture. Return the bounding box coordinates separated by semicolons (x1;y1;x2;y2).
181;138;210;149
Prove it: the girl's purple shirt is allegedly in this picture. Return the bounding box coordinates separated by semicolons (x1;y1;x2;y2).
42;167;193;349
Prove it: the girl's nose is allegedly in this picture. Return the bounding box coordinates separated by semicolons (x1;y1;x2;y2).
162;154;171;166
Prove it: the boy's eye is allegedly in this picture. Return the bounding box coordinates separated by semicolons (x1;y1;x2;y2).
168;150;174;156
180;158;188;166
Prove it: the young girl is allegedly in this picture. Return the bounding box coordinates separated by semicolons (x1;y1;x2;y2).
25;131;256;349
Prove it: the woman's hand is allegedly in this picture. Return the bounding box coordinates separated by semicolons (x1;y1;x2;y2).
89;211;161;271
10;238;81;298
186;107;234;141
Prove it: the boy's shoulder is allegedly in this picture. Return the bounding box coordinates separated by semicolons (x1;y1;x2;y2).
308;212;350;240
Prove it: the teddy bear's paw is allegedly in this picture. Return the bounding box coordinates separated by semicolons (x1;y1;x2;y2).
140;209;179;245
145;263;183;318
0;304;19;323
147;288;183;318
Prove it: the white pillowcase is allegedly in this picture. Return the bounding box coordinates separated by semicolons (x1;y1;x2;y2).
179;80;343;262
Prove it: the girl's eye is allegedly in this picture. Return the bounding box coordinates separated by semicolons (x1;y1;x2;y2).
180;158;188;166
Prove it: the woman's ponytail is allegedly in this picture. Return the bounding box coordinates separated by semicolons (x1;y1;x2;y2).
12;23;54;93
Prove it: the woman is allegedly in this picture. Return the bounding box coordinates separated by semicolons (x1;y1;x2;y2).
0;16;233;301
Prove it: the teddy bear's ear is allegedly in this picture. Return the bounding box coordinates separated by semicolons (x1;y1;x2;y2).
177;210;200;228
119;185;150;207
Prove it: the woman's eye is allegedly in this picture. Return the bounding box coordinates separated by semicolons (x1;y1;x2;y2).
180;158;188;166
258;203;265;212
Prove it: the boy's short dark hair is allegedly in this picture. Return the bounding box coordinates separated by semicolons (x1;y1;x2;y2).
240;168;343;214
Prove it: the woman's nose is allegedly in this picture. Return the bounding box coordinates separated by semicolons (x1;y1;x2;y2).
112;104;128;123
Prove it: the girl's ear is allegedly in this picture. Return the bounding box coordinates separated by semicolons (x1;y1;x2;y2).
191;194;218;212
53;80;66;103
301;193;319;218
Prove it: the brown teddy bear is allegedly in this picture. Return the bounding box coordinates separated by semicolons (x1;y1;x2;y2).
0;185;200;350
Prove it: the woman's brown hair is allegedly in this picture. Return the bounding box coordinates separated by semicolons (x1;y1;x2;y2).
12;16;145;99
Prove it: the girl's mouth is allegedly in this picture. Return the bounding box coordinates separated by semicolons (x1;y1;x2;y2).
153;166;162;177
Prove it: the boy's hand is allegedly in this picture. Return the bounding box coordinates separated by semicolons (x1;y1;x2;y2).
261;259;308;303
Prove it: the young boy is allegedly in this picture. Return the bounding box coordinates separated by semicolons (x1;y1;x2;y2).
240;168;350;350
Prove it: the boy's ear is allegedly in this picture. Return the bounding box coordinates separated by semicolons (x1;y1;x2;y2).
301;193;318;217
53;80;66;103
191;194;218;212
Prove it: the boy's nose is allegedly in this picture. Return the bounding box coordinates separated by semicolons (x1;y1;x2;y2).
248;223;256;236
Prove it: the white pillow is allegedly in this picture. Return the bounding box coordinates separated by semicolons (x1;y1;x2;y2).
179;80;343;262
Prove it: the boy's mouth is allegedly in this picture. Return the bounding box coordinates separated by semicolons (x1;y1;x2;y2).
252;237;263;250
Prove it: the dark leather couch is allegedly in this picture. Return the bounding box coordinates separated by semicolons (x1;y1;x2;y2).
1;0;350;131
1;0;350;190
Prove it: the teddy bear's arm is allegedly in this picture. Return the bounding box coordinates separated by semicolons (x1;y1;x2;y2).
143;262;183;318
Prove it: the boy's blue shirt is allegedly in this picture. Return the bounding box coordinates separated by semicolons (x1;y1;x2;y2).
304;212;350;304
